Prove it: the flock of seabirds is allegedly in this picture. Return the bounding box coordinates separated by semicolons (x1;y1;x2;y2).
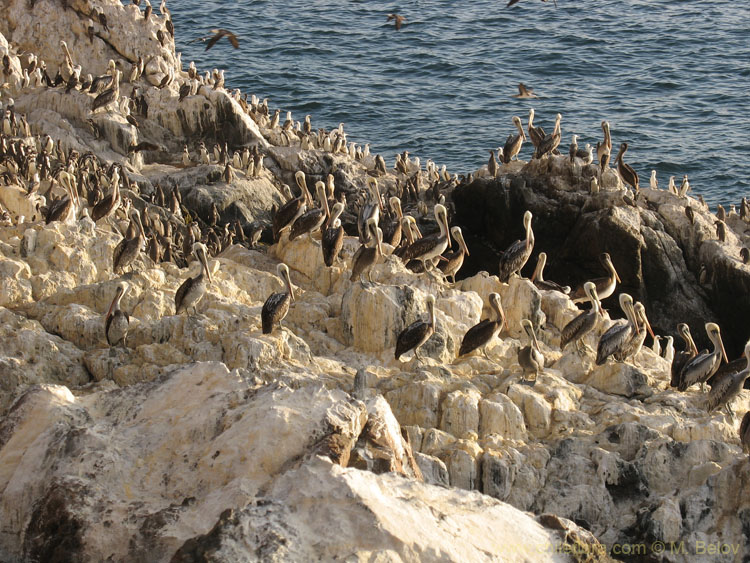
1;0;750;453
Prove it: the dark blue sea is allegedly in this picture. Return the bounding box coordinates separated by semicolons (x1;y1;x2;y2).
170;0;750;207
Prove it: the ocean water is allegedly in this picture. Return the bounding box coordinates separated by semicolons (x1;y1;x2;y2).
170;0;750;208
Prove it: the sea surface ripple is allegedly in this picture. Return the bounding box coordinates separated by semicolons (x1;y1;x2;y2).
171;0;750;207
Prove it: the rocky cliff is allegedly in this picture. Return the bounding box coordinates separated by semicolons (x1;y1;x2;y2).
0;0;749;561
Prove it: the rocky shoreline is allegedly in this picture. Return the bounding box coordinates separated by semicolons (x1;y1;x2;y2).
1;0;749;561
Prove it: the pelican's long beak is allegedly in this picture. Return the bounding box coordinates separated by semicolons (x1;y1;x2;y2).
614;268;621;284
719;335;728;363
461;234;470;257
200;251;212;284
285;270;295;302
643;315;655;340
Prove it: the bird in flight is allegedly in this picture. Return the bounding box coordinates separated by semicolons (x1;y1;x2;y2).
189;29;240;51
507;0;558;7
512;83;539;99
386;13;406;31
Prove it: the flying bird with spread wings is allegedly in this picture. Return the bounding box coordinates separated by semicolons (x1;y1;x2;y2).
188;28;240;51
386;13;406;30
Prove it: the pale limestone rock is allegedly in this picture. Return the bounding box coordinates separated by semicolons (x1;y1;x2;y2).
507;383;552;437
191;456;573;562
385;380;442;428
440;389;481;438
415;451;450;487
0;307;90;415
479;393;527;441
501;277;545;338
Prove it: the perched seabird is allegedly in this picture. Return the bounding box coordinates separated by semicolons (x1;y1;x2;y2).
113;209;145;274
560;282;601;353
570;253;621;304
530;251;570;294
498;210;534;282
518;319;544;384
740;247;750;264
458;292;505;359
289;181;330;243
105;281;130;347
438;226;470;283
92;69;121;113
273;171;311;241
386;13;406;30
175;242;212;315
322;202;345;267
513;83;539;99
395;295;436;361
615;142;639;191
91;170;121;222
398;204;451;273
670;323;699;388
381;196;403;248
596;293;636;365
678;322;727;393
487;149;499;178
616;301;654;362
350;219;384;285
358;177;382;244
527;108;545;151
706;339;750;419
502;116;526;163
534;113;561;159
650;170;658;190
261;263;294;334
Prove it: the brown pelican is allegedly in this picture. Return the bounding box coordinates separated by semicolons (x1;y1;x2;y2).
91;170;121;222
357;177;382;244
616;301;654;362
458;292;505;359
273;171;311;241
507;0;557;7
741;412;750;455
105;281;130;347
289;180;330;243
386;13;406;30
518;319;544;384
570;253;620;304
741;247;750;264
530;252;570;294
670;323;699;388
527;109;545;151
502;116;525;163
350;219;383;284
175;242;212;315
615;142;639;191
262;263;294;334
601;121;612;153
706;339;750;419
560;282;601;353
45;174;78;224
322;202;345;266
498;210;534;282
678;323;727;392
92;69;121;113
596;293;636;365
438;226;470;283
395;294;436;361
381;196;403;247
512;83;539;98
534;113;561;159
399;204;451;274
113;209;145;274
